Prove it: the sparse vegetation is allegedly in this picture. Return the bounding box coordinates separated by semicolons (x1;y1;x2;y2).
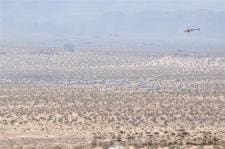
0;51;225;148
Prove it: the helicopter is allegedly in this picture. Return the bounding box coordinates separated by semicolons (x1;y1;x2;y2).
184;28;200;33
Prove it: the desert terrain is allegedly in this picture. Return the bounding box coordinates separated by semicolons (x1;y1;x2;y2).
0;49;225;148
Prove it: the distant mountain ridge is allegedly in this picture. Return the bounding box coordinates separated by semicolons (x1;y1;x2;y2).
1;1;225;49
2;9;225;37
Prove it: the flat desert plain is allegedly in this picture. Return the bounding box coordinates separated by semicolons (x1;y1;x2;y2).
0;51;225;149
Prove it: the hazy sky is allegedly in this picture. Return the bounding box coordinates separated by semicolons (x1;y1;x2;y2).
0;0;225;48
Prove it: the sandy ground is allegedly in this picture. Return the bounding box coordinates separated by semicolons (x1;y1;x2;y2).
0;85;225;148
0;53;225;148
